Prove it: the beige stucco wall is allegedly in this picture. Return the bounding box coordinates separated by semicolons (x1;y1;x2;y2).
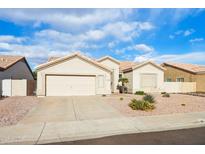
123;71;133;93
132;63;164;93
163;82;196;93
98;59;119;93
37;56;111;96
195;74;205;92
163;65;195;82
163;65;205;92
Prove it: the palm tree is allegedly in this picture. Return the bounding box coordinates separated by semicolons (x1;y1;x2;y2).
118;77;128;86
118;77;129;93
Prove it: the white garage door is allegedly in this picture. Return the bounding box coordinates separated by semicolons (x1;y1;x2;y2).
141;74;157;89
46;75;95;96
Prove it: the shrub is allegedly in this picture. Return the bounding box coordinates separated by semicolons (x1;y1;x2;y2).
120;97;123;101
161;92;166;94
129;99;155;111
143;94;155;103
162;93;170;97
135;91;145;95
181;103;186;106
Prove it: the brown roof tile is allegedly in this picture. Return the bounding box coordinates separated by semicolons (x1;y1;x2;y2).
0;55;24;70
163;62;205;74
120;61;138;71
47;56;60;62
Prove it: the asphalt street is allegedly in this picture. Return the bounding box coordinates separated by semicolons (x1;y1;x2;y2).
46;127;205;145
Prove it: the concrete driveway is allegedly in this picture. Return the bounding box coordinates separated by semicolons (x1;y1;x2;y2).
20;96;122;124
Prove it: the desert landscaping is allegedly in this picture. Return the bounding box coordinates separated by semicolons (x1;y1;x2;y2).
0;96;39;127
0;94;205;127
105;93;205;116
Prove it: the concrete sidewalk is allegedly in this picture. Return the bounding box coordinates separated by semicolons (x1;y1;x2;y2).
0;112;205;144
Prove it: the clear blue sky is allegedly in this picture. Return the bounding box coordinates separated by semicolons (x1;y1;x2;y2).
0;9;205;69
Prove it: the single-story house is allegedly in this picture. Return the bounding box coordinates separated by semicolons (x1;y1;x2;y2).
36;53;113;96
0;55;34;95
121;61;165;93
162;62;205;92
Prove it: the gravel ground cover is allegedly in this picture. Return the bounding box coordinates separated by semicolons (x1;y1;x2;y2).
105;94;205;116
0;96;39;127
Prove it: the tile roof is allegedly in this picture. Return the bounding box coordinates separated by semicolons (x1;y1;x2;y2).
0;55;24;70
47;56;60;62
120;61;138;71
163;62;205;74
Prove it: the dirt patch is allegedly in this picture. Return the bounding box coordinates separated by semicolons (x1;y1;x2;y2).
0;96;39;127
105;94;205;117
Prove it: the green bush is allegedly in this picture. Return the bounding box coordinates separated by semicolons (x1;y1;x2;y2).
135;91;145;95
143;94;155;103
129;99;155;111
161;92;166;94
162;93;170;97
120;97;123;101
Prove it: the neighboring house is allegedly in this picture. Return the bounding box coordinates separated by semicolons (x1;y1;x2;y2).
36;53;112;96
0;55;34;95
121;61;165;93
97;56;120;93
162;62;205;92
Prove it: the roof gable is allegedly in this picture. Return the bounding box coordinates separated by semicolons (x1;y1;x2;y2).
123;61;165;73
133;61;165;71
36;53;112;73
97;56;120;65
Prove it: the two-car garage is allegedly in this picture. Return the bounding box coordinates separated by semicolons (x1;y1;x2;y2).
46;75;96;96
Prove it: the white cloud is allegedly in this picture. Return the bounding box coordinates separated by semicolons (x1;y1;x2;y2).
134;51;205;64
169;28;195;39
134;44;154;52
0;35;27;43
189;38;204;43
108;41;118;48
113;43;154;55
0;9;133;32
184;29;195;36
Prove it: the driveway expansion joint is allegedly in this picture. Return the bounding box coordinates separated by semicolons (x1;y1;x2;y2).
35;122;46;145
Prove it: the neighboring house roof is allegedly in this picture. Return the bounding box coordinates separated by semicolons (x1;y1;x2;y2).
122;61;165;73
162;62;205;74
0;55;24;71
0;55;34;79
48;56;60;62
97;56;120;64
36;52;112;73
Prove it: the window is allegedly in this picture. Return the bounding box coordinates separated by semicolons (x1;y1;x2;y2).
176;78;184;82
98;75;104;88
166;78;172;82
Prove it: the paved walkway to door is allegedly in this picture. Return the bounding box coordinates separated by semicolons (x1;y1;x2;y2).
20;96;123;124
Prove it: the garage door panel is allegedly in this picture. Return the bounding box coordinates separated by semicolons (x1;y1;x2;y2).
140;74;157;91
46;75;95;96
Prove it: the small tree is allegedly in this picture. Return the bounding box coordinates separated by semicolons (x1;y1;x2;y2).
33;70;37;80
118;77;129;93
118;77;128;86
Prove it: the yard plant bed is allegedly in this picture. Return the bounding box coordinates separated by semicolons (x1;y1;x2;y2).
0;96;39;127
105;94;205;117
